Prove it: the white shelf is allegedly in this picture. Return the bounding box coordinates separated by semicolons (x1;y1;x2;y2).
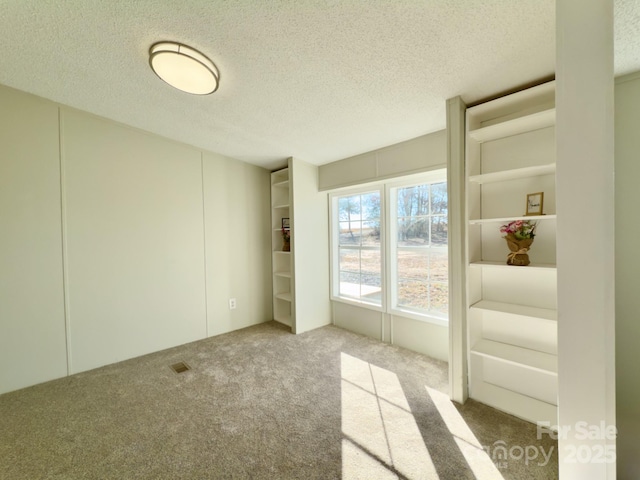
469;214;556;225
274;271;291;278
470;261;556;271
470;381;558;425
471;339;557;375
272;179;289;188
271;168;289;186
469;164;556;184
274;314;292;327
470;300;557;322
275;292;292;302
272;203;289;209
469;108;555;143
467;81;555;118
273;250;291;255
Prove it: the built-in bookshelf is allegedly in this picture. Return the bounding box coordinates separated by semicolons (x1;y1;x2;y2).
271;167;293;327
466;80;558;425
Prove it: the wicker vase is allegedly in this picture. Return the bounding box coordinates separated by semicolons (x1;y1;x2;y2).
505;234;533;266
282;239;290;252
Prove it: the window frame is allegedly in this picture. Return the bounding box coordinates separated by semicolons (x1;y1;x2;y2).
386;172;449;326
329;170;448;326
329;185;386;312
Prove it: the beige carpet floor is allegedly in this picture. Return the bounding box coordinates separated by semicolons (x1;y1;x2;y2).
0;321;557;479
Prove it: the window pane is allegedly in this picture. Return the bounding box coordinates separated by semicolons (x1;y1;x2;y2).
360;250;381;276
397;278;428;310
361;220;381;246
416;185;430;216
398;217;429;246
339;248;359;273
361;192;381;221
430;182;447;214
397;218;411;245
397;250;428;280
339;221;361;245
391;180;448;318
430;216;447;245
339;271;360;298
338;272;381;304
361;275;382;304
397;185;429;217
430;251;448;282
397;187;413;217
334;189;382;307
429;283;448;315
338;195;360;221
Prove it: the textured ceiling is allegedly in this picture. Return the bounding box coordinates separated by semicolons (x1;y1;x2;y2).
0;1;638;170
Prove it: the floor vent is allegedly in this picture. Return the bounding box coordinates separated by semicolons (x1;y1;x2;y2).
170;362;191;374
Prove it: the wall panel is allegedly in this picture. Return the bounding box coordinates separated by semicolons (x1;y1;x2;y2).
319;130;446;191
392;315;448;362
0;87;67;394
61;109;207;374
0;84;274;393
203;152;272;336
333;302;384;340
290;157;331;334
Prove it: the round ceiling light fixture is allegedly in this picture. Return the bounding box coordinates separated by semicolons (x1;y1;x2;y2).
149;42;219;95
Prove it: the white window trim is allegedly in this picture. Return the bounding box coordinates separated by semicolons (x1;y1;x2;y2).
329;185;386;313
329;169;448;327
385;170;448;326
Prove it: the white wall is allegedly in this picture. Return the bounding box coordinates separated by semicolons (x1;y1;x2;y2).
0;84;272;394
331;303;448;362
446;96;468;402
0;85;68;393
290;157;331;334
615;71;640;479
319;130;449;362
61;109;208;373
203;152;272;337
556;2;615;477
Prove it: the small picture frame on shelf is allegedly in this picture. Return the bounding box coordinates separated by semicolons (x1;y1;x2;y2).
525;192;544;216
281;217;290;229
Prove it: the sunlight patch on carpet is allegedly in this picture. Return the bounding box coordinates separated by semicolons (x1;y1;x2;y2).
341;352;438;479
342;438;399;480
426;386;505;480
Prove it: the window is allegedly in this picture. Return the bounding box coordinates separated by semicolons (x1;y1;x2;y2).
334;189;383;307
389;181;448;321
330;172;448;324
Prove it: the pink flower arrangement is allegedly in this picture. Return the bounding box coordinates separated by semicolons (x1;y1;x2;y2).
500;220;536;240
281;227;291;242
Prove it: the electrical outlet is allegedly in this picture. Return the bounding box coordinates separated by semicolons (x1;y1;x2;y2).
229;298;237;310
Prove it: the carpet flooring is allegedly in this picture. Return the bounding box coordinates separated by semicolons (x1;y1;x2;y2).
0;321;558;479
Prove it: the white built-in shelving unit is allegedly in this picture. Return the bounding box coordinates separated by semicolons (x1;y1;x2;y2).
270;157;331;335
271;167;293;328
466;80;558;425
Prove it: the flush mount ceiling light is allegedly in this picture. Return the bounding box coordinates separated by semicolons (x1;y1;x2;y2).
149;42;219;95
